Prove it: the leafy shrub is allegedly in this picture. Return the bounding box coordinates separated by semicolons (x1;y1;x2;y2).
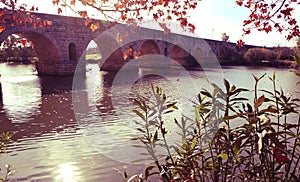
0;132;14;182
244;48;277;64
121;72;300;181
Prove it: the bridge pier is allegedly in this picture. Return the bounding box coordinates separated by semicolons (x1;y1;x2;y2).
35;60;86;76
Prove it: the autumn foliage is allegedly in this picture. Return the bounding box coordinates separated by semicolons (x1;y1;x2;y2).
236;0;300;41
52;0;199;33
1;0;300;46
0;1;48;33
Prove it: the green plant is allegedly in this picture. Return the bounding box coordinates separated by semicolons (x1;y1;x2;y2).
0;132;14;182
120;71;300;181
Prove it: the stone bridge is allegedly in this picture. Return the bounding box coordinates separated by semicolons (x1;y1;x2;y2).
0;12;251;75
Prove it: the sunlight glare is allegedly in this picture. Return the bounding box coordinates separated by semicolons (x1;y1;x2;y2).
54;162;82;182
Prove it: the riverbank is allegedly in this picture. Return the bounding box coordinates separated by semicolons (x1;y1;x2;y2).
220;59;299;69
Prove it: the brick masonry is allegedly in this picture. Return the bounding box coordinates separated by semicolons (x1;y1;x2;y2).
0;12;254;75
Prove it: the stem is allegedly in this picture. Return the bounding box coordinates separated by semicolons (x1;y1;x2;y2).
269;0;287;19
254;77;261;130
272;77;280;133
271;77;280;181
287;115;300;180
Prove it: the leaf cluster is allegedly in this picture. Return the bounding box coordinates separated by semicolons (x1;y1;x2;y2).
123;72;300;181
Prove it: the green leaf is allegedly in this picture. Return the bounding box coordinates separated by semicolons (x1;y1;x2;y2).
224;79;230;93
229;97;248;102
144;166;155;179
191;137;198;150
153;130;159;143
247;103;253;113
229;88;249;97
233;137;243;157
133;99;147;112
200;90;212;98
166;102;177;108
194;107;201;122
218;153;228;160
132;109;145;121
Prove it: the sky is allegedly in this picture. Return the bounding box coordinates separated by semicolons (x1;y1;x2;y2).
13;0;300;47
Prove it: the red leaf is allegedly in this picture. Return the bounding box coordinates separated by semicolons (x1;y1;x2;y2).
52;0;59;5
250;13;258;19
153;13;159;20
19;39;27;46
58;8;62;14
90;23;99;32
245;0;251;8
0;26;5;33
281;8;293;17
254;95;265;110
243;29;251;34
264;25;272;33
30;6;35;11
243;19;251;26
275;154;290;163
236;0;243;6
271;3;276;9
288;19;297;25
237;39;244;47
158;23;171;33
78;11;88;18
30;41;34;49
254;21;260;27
180;18;188;27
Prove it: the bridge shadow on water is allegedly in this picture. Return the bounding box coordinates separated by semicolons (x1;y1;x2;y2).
0;68;140;140
0;75;78;140
0;64;151;181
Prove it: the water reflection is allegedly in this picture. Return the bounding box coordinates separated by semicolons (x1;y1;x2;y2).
39;75;74;95
0;62;299;181
1;70;41;122
0;63;80;140
54;162;82;182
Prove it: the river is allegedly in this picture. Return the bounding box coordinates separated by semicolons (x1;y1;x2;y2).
0;62;299;181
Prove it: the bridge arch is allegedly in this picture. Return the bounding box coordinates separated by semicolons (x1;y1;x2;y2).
192;47;204;59
140;40;160;55
93;33;125;71
170;44;188;60
0;27;62;75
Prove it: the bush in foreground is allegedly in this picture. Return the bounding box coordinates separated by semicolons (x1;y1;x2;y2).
119;69;300;181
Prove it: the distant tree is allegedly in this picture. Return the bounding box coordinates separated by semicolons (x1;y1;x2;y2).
0;35;36;62
243;48;277;64
273;47;295;60
221;33;229;42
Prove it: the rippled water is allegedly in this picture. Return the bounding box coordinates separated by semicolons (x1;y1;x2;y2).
0;62;299;181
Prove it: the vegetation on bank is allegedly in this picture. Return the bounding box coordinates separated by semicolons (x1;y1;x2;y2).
119;60;300;181
242;47;299;68
219;44;300;68
0;35;36;64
